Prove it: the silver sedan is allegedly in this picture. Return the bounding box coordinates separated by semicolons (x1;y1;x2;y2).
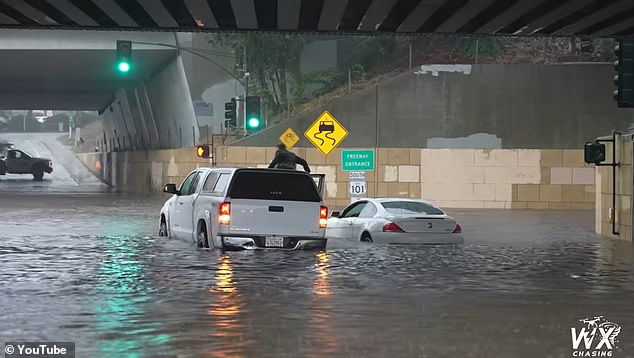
326;198;464;244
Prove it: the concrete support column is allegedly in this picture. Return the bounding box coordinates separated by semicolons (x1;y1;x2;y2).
100;54;198;150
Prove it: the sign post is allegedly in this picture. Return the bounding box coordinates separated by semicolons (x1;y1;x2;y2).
68;118;75;139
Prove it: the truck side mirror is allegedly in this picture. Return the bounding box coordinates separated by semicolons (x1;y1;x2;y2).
584;141;606;165
163;183;178;195
331;211;340;218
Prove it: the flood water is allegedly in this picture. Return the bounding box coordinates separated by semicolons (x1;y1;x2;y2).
1;190;632;358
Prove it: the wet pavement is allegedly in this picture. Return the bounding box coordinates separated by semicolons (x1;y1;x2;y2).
1;133;633;358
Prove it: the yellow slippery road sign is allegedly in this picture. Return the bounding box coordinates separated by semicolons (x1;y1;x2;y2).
304;111;348;155
279;128;300;149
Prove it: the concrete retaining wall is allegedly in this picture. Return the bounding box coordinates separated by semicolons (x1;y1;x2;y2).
236;64;631;150
78;146;595;212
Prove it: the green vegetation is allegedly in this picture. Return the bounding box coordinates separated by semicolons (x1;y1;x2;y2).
455;37;509;62
209;34;615;122
210;33;305;114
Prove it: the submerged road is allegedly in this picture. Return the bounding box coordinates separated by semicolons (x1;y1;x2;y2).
0;132;633;357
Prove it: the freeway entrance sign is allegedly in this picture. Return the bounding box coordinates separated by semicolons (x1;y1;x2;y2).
341;150;374;171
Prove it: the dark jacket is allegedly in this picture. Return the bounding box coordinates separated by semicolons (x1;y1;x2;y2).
268;148;311;172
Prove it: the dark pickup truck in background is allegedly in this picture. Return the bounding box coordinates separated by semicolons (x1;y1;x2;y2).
0;146;53;181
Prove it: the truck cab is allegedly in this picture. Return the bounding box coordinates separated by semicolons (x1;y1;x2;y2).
0;148;53;180
159;168;327;250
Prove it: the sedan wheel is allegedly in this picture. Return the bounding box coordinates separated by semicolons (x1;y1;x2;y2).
360;232;373;243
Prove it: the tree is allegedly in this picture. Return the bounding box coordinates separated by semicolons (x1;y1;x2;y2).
210;33;305;114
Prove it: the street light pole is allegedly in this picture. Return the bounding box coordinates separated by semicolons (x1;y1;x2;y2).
243;45;248;131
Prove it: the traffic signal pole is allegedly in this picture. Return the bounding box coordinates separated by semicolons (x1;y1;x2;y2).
125;40;246;87
614;38;634;108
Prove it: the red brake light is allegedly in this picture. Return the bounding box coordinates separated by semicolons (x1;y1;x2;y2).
218;202;231;225
319;206;328;228
382;222;404;232
453;223;462;233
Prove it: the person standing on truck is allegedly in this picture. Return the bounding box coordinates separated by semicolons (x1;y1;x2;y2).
268;143;311;172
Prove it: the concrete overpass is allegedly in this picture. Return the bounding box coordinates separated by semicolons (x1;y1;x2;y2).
0;29;199;148
0;0;632;37
0;0;632;151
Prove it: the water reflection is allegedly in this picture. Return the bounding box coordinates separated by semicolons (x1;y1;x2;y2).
313;250;332;296
591;238;633;294
93;220;171;357
308;250;338;357
207;254;248;357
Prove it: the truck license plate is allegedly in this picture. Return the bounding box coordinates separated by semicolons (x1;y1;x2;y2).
265;237;284;247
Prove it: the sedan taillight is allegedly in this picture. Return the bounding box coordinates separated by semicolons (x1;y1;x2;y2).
453;223;462;233
382;222;404;232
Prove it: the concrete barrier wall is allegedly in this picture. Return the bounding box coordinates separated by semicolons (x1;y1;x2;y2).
78;146;595;211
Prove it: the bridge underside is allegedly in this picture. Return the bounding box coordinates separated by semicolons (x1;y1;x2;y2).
0;49;175;110
0;0;632;37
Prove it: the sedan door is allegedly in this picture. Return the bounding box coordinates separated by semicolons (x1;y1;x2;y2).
351;202;379;240
326;201;367;240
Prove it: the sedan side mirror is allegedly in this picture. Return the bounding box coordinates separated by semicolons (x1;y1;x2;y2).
163;183;178;195
330;211;340;218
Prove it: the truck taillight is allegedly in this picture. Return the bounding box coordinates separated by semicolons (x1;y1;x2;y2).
218;202;231;225
319;206;328;228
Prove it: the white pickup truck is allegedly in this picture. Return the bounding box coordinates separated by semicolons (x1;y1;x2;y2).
158;167;327;250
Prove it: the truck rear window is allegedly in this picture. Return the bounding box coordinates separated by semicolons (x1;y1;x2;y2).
228;171;321;202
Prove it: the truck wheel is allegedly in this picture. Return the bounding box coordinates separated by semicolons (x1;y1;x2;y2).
197;222;209;249
158;216;168;237
32;166;44;181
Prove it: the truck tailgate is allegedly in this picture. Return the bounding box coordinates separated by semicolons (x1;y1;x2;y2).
228;199;322;238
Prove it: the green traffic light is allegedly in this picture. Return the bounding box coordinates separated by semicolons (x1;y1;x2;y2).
118;61;130;73
247;117;260;129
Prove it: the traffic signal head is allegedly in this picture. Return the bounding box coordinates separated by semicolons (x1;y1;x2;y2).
584;141;605;165
613;38;634;107
116;40;132;73
196;144;211;158
224;98;237;127
245;96;262;132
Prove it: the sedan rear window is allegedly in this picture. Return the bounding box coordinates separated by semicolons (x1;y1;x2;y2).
381;201;444;215
228;170;321;202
